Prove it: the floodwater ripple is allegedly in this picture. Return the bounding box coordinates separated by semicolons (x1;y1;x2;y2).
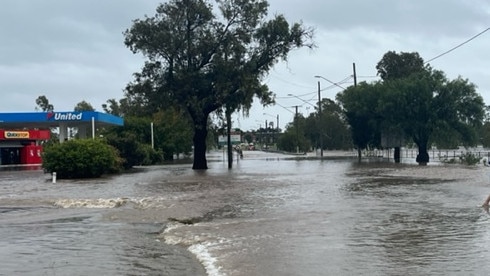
0;151;490;275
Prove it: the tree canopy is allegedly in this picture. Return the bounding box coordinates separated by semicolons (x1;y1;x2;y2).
74;100;95;112
338;51;485;164
35;95;54;111
123;0;313;169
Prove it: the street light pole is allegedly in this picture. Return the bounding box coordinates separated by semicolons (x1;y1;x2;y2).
276;114;279;133
317;81;323;158
294;105;300;153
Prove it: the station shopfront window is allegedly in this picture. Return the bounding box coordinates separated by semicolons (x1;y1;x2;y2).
0;148;21;165
0;130;50;165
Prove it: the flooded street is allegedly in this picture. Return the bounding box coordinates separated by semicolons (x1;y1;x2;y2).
1;150;490;275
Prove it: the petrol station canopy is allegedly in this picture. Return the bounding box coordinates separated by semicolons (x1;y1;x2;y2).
0;111;124;141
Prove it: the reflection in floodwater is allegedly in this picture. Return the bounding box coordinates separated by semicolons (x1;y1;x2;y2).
0;151;490;275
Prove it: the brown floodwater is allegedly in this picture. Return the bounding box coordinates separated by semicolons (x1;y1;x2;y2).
1;150;489;275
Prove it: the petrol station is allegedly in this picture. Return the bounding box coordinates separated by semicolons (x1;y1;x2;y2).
0;111;124;165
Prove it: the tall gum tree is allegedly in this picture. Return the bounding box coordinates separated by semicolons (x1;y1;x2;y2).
376;52;485;165
339;51;485;165
392;70;485;164
124;0;314;169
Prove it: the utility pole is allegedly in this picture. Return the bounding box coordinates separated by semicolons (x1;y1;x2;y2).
318;81;323;158
293;105;300;153
353;62;362;162
276;114;279;133
276;114;279;149
353;62;357;86
265;119;268;149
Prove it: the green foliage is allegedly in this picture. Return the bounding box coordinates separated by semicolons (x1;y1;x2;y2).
104;133;148;169
459;152;482;165
139;144;164;166
338;51;485;164
123;0;313;169
277;115;311;152
74;100;95;112
480;121;490;148
376;51;425;81
439;152;481;166
243;133;253;144
42;139;122;179
336;82;383;150
101;110;188;167
35;95;54;111
304;99;353;150
152;109;193;160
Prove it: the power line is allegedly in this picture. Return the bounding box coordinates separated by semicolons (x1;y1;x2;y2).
268;74;313;89
425;27;490;64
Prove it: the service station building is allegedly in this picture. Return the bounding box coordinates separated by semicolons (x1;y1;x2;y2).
0;111;124;165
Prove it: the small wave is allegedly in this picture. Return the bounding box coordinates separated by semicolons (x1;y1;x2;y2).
189;243;224;276
54;198;128;208
52;196;179;209
162;222;224;276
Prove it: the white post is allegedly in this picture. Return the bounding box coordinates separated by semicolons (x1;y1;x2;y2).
58;123;68;142
52;172;57;183
151;122;154;149
91;117;95;139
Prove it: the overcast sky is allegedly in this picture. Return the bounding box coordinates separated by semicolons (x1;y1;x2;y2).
1;0;489;131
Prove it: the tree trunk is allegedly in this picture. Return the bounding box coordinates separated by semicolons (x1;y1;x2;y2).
416;144;429;165
226;111;233;169
192;120;208;170
357;148;362;162
394;147;400;163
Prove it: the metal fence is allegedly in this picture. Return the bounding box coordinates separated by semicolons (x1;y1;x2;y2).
363;148;490;161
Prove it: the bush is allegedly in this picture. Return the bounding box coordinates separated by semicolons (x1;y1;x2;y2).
105;134;145;169
140;144;164;165
459;152;482;166
438;151;482;166
42;139;122;179
104;134;163;169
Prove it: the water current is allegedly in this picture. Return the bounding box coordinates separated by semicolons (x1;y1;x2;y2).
1;150;490;275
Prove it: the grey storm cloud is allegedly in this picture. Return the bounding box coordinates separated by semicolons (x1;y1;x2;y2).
0;0;489;130
271;0;489;36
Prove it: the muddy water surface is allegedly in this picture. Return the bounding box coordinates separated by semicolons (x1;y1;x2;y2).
1;151;489;275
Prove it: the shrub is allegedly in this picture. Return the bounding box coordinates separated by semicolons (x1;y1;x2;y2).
105;134;163;169
439;151;482;166
42;139;122;179
139;144;164;165
459;152;481;166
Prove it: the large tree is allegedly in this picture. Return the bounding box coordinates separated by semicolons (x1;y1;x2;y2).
304;98;352;151
124;0;313;169
384;70;485;164
74;100;95;112
35;95;54;112
336;81;383;160
338;51;485;165
376;51;425;81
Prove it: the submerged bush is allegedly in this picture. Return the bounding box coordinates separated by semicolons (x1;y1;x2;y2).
459;152;482;166
42;139;122;179
104;134;163;169
439;151;482;166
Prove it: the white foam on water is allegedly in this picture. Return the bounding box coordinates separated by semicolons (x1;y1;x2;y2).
52;196;179;209
189;243;224;276
130;196;176;209
53;198;128;208
161;222;185;245
161;222;225;276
